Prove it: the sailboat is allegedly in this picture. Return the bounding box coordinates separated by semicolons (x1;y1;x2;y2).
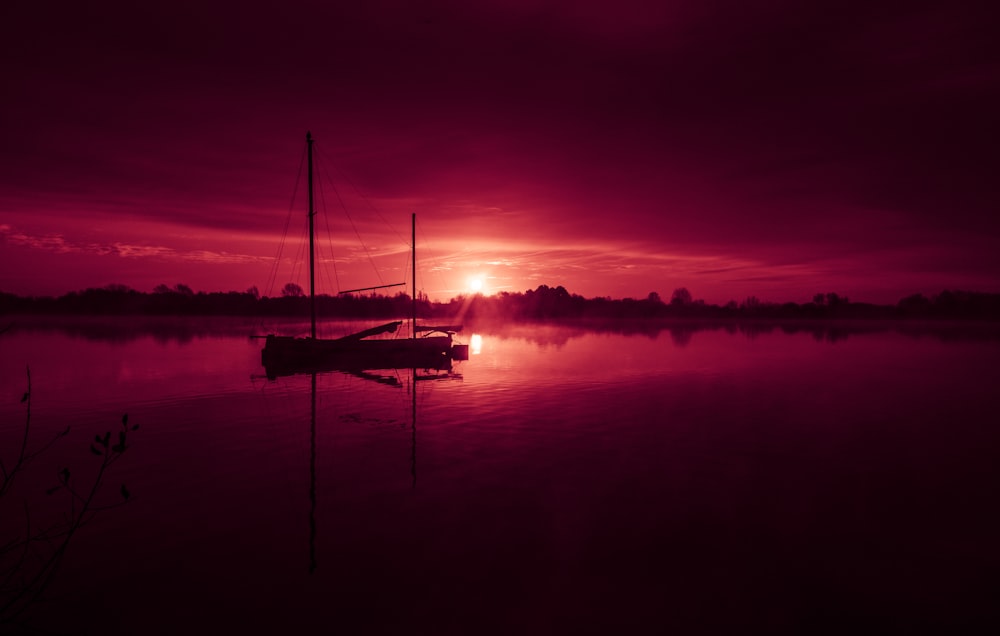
261;132;468;378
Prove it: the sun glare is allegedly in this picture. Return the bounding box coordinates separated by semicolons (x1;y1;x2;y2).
468;277;484;293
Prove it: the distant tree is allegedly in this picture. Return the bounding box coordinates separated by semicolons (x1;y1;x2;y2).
670;287;692;306
3;281;997;322
897;293;929;311
933;290;958;310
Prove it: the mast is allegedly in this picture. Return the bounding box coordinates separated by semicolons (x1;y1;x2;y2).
307;132;316;339
411;212;416;340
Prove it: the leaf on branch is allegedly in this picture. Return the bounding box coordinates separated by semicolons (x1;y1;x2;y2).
46;486;62;495
122;413;129;428
132;424;140;431
59;468;70;483
90;445;103;455
120;484;130;500
59;425;71;437
21;392;29;403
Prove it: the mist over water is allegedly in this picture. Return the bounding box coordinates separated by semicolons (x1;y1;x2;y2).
2;318;998;633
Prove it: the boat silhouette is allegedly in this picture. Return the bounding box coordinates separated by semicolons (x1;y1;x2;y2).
261;132;468;379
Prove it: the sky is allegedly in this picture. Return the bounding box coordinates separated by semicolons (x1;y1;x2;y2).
2;0;998;304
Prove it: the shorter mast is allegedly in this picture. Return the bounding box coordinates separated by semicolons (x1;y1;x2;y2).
307;131;317;339
411;213;417;340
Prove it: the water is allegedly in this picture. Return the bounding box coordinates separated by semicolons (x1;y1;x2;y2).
2;317;998;633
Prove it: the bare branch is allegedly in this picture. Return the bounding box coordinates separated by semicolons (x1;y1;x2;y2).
1;371;139;628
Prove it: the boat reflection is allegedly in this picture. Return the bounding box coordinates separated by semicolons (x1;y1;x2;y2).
303;365;460;573
308;372;317;574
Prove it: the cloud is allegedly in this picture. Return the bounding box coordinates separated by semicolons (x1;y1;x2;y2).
1;225;265;265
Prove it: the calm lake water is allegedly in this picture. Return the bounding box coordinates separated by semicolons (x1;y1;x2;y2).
2;317;999;634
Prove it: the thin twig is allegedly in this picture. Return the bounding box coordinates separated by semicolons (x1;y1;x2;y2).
0;367;32;496
1;375;136;626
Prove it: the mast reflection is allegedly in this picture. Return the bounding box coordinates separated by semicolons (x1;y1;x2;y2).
309;372;317;574
301;365;461;573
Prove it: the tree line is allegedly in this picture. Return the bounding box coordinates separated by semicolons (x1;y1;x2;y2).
439;286;1000;321
1;283;999;321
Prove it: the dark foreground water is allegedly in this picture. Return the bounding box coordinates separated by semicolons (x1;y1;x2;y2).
2;317;999;634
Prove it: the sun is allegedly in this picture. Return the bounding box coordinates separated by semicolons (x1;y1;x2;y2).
468;277;484;293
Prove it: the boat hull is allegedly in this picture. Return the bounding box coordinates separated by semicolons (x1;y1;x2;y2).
262;333;458;378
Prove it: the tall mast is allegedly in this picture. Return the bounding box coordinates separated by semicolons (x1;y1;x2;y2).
307;131;316;339
411;212;416;340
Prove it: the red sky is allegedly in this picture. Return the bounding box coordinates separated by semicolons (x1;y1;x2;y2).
2;0;998;304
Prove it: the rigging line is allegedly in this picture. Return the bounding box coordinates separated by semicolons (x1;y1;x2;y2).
400;218;413;303
322;162;384;289
307;144;345;302
313;163;331;296
320;198;342;295
264;143;308;298
314;143;409;248
415;218;449;300
289;219;309;294
313;142;384;286
312;153;341;294
264;218;287;298
315;214;338;305
313;216;333;300
402;244;412;302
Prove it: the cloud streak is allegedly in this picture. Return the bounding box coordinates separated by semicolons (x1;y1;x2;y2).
1;225;265;265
